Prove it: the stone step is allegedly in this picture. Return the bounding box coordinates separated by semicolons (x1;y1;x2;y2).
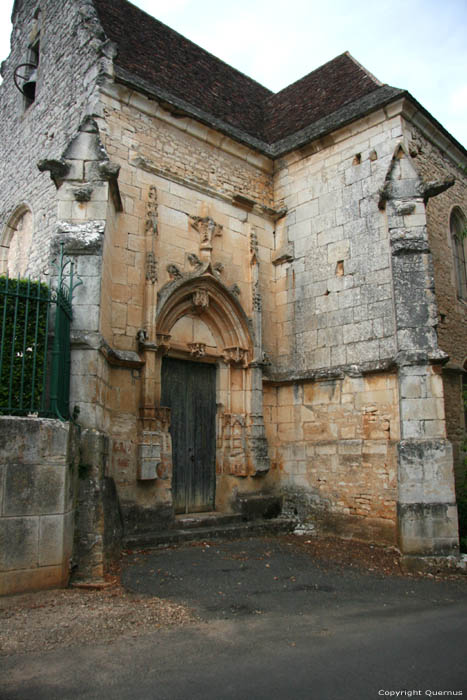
123;517;296;550
173;512;244;529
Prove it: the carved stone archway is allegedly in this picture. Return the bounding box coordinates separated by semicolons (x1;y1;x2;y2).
157;273;252;363
153;272;269;512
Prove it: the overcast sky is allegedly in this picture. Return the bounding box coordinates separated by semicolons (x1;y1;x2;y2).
1;0;466;148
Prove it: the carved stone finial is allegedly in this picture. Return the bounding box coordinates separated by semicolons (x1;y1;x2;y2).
190;216;223;261
250;229;259;261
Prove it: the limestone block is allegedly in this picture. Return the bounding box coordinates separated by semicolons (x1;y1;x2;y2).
338;288;361;309
0;465;4;516
0;418;70;466
72;303;100;331
0;516;38;570
397;439;455;504
0;565;68;596
39;514;66;567
400;374;423;399
72;273;101;306
337;440;363;455
328;239;350;263
362;441;388;455
64;131;106;161
398;503;459;555
345;339;380;364
70;349;99;378
343;320;373;345
400;398;444;422
75;255;102;278
295;200;319;223
4;463;67;516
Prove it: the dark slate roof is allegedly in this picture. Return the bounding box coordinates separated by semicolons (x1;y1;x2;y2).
265;54;382;143
92;0;404;154
93;0;271;138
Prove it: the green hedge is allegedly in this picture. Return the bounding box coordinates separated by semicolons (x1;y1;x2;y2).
0;276;50;414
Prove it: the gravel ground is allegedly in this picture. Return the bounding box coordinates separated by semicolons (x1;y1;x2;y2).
0;581;197;657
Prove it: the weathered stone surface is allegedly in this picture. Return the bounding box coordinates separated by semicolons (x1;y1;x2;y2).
0;2;465;564
52;221;105;254
0;465;4;517
0;517;39;570
120;503;174;536
0;418;71;465
4;464;66;516
397;503;459;555
0;418;77;594
233;493;282;521
39;514;66;567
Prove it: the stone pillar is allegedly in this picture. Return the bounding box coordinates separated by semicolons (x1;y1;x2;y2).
248;227;270;475
382;144;459;555
38;115;123;431
73;428;122;582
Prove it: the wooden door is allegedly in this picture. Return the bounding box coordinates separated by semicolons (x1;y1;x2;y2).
161;357;216;513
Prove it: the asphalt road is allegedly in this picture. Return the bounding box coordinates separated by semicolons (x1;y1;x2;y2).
2;537;467;700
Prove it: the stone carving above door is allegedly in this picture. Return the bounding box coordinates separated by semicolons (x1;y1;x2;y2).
189;216;223;262
192;288;210;312
188;342;206;357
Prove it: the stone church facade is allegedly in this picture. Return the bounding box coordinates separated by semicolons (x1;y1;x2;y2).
1;0;466;579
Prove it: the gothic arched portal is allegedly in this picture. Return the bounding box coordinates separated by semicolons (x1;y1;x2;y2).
155;273;268;513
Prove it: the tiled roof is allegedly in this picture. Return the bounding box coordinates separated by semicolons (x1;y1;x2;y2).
265;54;381;143
92;0;397;150
93;0;271;138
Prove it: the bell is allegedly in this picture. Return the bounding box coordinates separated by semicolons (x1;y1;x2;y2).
23;68;37;101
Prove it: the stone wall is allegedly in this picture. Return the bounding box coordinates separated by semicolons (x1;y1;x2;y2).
60;81;279;527
0;417;78;595
0;0;112;276
271;105;403;374
264;372;399;544
404;121;467;490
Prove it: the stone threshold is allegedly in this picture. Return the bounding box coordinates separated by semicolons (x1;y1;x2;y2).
122;516;296;550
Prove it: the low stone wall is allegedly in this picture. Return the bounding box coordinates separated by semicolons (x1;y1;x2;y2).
0;417;78;596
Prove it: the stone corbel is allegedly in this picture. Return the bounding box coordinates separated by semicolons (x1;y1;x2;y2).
422;176;455;203
156;333;171;354
223;346;249;367
100;339;144;369
37;158;70;188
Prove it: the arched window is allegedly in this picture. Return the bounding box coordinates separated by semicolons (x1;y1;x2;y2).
450;208;467;302
0;206;34;278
